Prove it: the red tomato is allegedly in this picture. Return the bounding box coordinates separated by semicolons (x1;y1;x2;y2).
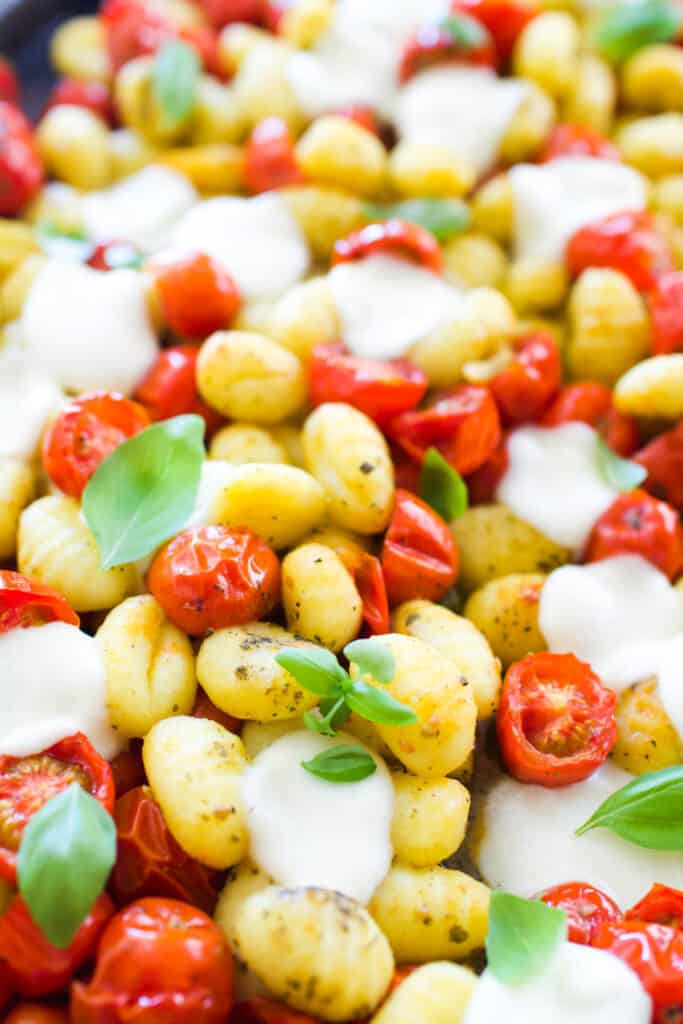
263;0;291;31
566;209;673;291
87;239;144;271
148;525;281;636
0;732;114;886
388;384;501;476
0;960;14;1014
490;332;561;425
195;0;264;29
0;893;113;998
134;345;223;436
333;220;443;274
309;344;427;425
497;653;617;786
538;882;621;945
193;687;242;734
649;271;683;355
230;999;318;1024
0;102;43;216
151;252;241;340
635;421;683;511
337;551;390;636
399;13;496;82
102;0;219;73
334;105;380;135
0;570;79;633
593;921;683;1022
627;885;683;929
540;124;620;163
45;78;114;124
465;435;508;504
42;391;150;499
110;742;146;798
244;117;303;194
70;898;233;1024
392;452;421;494
0;58;19;105
5;1005;70;1024
585;489;683;581
542;381;640;457
381;489;459;605
450;0;538;63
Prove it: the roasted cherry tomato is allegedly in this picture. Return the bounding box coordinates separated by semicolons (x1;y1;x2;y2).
42;391;150;499
309;344;427;425
538;882;621;945
381;489;459;605
151;252;241;340
649;271;683;356
334;105;380;135
0;570;79;633
451;0;538;63
148;525;281;636
540;124;620;163
497;653;617;787
465;435;508;504
392;452;422;494
245;117;303;195
0;960;14;1015
635;421;683;511
333;220;443;274
134;345;223;437
263;0;291;31
110;743;146;799
399;13;496;82
0;58;19;105
388;384;501;476
102;0;219;73
542;381;640;457
0;102;43;216
585;489;683;581
5;1005;70;1024
566;209;672;291
45;78;114;124
490;332;561;425
593;921;683;1023
87;239;144;271
230;1000;318;1024
0;732;114;885
192;687;241;734
195;0;264;29
71;898;233;1024
627;885;683;929
340;551;390;636
0;893;113;998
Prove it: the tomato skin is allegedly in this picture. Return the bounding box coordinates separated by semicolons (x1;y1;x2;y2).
102;0;219;74
627;886;683;930
490;332;561;425
540;124;620;163
110;743;146;799
5;1005;70;1024
42;391;150;499
230;1000;318;1024
45;78;114;124
87;239;144;272
0;102;43;216
399;14;496;82
381;490;459;605
542;381;640;457
497;653;617;787
334;105;380;135
70;898;233;1024
0;59;19;105
148;525;281;636
635;422;683;512
465;435;508;504
134;345;223;437
566;210;672;291
649;271;683;356
585;489;683;581
450;0;538;62
192;687;241;734
244;117;303;195
309;344;427;426
593;921;683;1021
151;252;241;340
538;882;621;945
333;220;443;274
195;0;264;29
0;570;79;633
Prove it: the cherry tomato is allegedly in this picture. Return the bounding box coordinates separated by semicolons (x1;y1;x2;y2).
539;124;620;163
635;421;683;512
566;209;673;292
0;102;43;216
5;1005;70;1024
334;105;380;135
0;960;14;1014
42;391;150;499
333;220;443;274
336;551;390;636
381;489;459;605
70;898;233;1024
451;0;538;63
542;381;640;457
0;893;113;998
585;489;683;581
87;239;144;271
45;78;114;124
538;882;621;945
309;344;427;426
102;0;219;73
497;652;617;787
192;687;241;734
490;332;561;425
230;1000;318;1024
392;452;421;494
593;921;683;1022
0;733;114;886
148;525;281;636
195;0;264;29
151;252;241;340
0;59;19;105
627;885;683;929
244;117;304;195
399;13;496;82
134;345;223;437
110;742;146;798
0;570;79;633
388;384;501;476
465;435;508;504
263;0;291;31
649;271;683;356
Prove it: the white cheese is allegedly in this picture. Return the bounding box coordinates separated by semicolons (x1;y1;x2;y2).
187;460;239;527
0;622;123;759
509;156;648;263
338;0;451;48
242;730;394;904
0;330;63;459
652;633;683;742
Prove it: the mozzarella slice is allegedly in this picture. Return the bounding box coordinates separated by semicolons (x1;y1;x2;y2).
0;329;63;459
338;0;451;47
650;633;683;741
242;730;394;904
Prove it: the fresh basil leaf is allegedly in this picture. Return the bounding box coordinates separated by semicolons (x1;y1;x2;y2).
276;647;346;698
18;784;116;948
595;435;647;491
302;745;377;783
344;638;395;684
303;695;350;736
486;892;567;986
36;222;93;262
363;199;470;242
82;414;205;569
595;0;680;63
420;447;468;521
441;11;489;48
576;765;683;849
152;39;201;128
346;680;418;726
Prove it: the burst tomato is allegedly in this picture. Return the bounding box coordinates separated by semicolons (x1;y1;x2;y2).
381;490;459;605
490;332;561;425
465;435;508;504
151;252;241;340
192;687;241;734
5;1006;70;1024
336;551;389;636
635;421;683;511
0;102;43;215
309;344;427;425
542;381;640;457
110;743;146;798
0;59;19;105
230;1000;318;1024
627;885;683;929
134;345;223;436
71;898;233;1024
45;78;114;124
566;209;672;291
538;882;621;945
649;271;683;355
102;0;219;73
497;653;617;786
244;117;303;194
42;391;150;499
87;239;144;271
593;920;683;1023
399;13;496;82
0;571;79;633
148;525;281;636
540;124;620;163
585;489;683;581
333;220;443;274
451;0;538;62
196;0;264;28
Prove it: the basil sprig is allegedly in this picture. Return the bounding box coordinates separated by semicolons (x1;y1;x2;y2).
576;765;683;849
18;784;116;948
83;414;205;569
594;0;681;63
420;447;468;521
302;744;377;783
152;39;201;128
362;198;470;242
486;892;567;986
595;435;647;491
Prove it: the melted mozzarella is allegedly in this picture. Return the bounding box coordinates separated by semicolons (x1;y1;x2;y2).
168;194;310;299
396;67;529;176
338;0;451;47
0;622;122;759
464;942;651;1024
652;634;683;740
242;730;394;904
509;157;648;263
476;762;683;907
0;330;63;459
496;423;619;551
328;254;462;360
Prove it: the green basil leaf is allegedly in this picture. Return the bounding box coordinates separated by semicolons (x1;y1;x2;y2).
595;435;647;492
276;647;347;698
362;199;470;242
419;447;468;521
441;12;489;48
595;0;680;63
303;695;350;736
18;784;116;949
486;892;567;986
302;745;377;783
576;765;683;849
152;39;201;128
346;680;418;726
82;414;205;569
344;638;395;684
36;221;93;262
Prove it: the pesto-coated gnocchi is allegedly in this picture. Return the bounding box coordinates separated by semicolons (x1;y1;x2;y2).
391;773;471;868
282;542;362;651
208;423;290;464
369;962;477;1024
0;458;34;562
464;574;547;668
